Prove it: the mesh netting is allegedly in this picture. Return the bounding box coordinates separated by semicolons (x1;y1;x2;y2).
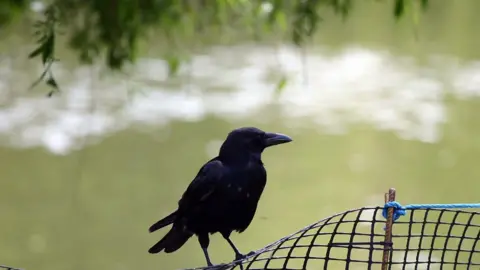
195;207;479;270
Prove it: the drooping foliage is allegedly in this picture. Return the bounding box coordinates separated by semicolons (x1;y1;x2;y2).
0;0;429;95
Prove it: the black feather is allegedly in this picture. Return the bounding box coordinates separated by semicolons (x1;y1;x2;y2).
149;211;177;233
148;227;192;254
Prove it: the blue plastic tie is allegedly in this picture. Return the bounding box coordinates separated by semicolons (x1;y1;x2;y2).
382;201;407;221
382;201;480;222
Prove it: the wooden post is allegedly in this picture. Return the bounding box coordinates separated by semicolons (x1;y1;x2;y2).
381;188;396;270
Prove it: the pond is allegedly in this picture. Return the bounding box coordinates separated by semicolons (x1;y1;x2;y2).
1;1;479;269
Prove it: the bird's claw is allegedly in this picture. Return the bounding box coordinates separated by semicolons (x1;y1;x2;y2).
235;250;255;261
234;253;245;261
233;258;245;270
237;251;255;260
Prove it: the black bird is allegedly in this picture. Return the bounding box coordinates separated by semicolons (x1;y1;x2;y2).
148;127;292;267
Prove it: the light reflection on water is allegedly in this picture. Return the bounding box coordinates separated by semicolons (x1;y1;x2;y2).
0;45;479;154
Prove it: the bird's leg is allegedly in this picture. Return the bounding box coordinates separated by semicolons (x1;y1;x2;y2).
225;237;244;260
198;233;213;267
221;232;246;261
202;248;213;267
223;236;247;270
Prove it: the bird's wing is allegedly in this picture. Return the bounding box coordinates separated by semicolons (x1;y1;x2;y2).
177;158;225;211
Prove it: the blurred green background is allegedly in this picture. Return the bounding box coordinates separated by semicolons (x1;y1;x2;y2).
1;0;480;269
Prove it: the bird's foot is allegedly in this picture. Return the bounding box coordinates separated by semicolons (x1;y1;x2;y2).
234;251;254;261
234;253;245;261
232;258;245;270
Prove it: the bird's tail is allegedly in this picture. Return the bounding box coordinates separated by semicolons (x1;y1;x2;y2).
148;227;192;254
149;211;177;233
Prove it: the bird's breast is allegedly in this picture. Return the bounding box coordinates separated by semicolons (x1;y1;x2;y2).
216;166;266;221
189;163;267;229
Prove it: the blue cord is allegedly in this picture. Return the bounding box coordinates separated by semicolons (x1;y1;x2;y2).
382;201;480;221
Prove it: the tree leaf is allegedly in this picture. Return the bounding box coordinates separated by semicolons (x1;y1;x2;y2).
420;0;429;11
167;56;180;76
275;76;288;94
46;77;58;89
42;34;54;64
28;45;44;59
394;0;404;19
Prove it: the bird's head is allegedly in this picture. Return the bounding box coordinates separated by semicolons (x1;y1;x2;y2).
219;127;292;161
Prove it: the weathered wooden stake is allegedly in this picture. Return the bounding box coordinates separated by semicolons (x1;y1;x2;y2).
381;188;396;270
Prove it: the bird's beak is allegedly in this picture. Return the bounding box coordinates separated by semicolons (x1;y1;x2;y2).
264;132;292;147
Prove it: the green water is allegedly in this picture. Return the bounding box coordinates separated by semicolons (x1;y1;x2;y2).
1;1;480;269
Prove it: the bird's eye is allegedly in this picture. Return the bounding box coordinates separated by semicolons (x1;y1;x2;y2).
248;133;265;147
257;133;266;142
249;134;263;144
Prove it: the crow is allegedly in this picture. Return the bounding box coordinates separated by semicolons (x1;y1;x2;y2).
148;127;292;267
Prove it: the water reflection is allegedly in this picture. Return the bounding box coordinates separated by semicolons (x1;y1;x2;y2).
1;45;480;154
